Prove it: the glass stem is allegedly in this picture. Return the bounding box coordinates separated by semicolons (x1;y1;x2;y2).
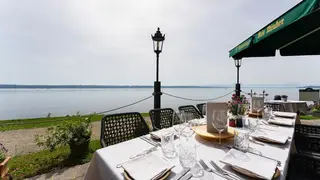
219;132;222;144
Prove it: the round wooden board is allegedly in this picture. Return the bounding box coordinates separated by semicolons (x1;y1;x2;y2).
192;125;234;141
124;170;171;180
232;166;280;179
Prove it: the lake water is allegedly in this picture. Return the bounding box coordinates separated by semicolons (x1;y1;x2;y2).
0;87;300;120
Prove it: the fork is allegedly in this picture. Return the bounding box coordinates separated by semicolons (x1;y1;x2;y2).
210;160;244;180
199;159;236;180
210;161;243;180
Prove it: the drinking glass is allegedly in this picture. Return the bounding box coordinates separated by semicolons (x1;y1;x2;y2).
181;112;197;140
173;112;186;139
234;129;249;151
161;131;177;159
211;110;228;144
179;142;196;169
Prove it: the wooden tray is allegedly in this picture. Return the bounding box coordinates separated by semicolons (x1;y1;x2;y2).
248;112;262;118
192;125;234;141
232;166;280;179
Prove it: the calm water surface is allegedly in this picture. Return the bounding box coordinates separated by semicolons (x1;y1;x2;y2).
0;88;299;120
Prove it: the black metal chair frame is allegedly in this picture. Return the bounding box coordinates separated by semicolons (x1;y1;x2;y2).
178;105;204;119
149;108;180;130
265;102;286;112
100;112;150;147
196;103;206;115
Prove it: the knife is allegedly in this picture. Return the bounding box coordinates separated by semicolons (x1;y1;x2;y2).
171;168;190;180
180;173;192;180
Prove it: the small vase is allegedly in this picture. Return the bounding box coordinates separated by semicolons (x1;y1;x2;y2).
236;115;244;128
228;115;237;127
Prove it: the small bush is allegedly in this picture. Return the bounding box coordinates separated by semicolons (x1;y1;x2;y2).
35;116;93;151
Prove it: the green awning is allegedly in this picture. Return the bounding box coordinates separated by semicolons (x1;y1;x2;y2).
229;0;320;59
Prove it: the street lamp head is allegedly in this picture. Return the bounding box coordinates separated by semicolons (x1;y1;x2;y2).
234;59;242;67
151;27;165;54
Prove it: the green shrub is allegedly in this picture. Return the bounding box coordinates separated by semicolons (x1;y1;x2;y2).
0;143;8;162
35;115;93;151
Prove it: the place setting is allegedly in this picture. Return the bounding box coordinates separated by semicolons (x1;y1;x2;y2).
118;111;204;180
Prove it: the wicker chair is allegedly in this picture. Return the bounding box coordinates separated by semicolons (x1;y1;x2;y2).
196;103;206;115
287;153;320;179
295;124;320;136
149;108;180;130
178;105;204;119
100;112;150;147
295;134;320;154
265;103;286;112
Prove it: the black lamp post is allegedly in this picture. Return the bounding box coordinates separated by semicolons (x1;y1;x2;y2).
151;27;165;128
234;59;242;97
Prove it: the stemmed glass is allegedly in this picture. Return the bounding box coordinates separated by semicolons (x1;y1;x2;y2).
181;112;197;140
211;110;228;144
173;112;186;140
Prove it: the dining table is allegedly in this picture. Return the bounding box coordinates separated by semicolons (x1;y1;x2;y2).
85;112;297;180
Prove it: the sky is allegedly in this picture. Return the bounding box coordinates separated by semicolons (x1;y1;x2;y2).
0;0;319;86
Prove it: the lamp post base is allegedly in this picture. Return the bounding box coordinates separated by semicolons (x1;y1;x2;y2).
235;83;241;97
153;81;162;129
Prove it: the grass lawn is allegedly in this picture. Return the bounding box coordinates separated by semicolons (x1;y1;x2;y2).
300;115;320;120
0;113;149;131
8;140;101;180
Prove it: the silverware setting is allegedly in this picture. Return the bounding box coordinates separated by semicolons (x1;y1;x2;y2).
199;159;238;180
130;146;158;159
249;137;265;146
210;160;244;180
140;136;160;147
171;168;190;180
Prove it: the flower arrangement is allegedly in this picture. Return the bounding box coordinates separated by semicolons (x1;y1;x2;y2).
228;94;248;116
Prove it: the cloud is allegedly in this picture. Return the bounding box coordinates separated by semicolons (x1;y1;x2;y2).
0;0;319;85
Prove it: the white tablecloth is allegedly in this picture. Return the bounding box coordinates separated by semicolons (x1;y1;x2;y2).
267;100;308;113
85;113;296;180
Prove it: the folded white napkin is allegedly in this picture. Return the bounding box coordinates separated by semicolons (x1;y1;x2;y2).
122;153;174;180
251;130;288;144
273;112;295;118
268;117;294;126
220;149;278;180
150;127;176;140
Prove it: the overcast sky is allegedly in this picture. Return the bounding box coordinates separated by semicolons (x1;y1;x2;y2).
0;0;319;86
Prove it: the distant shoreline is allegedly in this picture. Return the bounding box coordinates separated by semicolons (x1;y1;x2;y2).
0;84;309;89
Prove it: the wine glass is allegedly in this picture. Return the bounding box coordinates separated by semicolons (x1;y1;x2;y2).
181;112;196;140
211;110;228;144
173;112;186;140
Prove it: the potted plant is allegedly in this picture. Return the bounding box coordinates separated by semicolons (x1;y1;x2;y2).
0;143;10;179
36;116;92;157
228;94;248;127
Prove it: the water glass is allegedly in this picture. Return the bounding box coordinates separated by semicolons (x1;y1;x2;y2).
179;142;197;169
161;131;177;159
234;129;249;151
247;118;259;133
